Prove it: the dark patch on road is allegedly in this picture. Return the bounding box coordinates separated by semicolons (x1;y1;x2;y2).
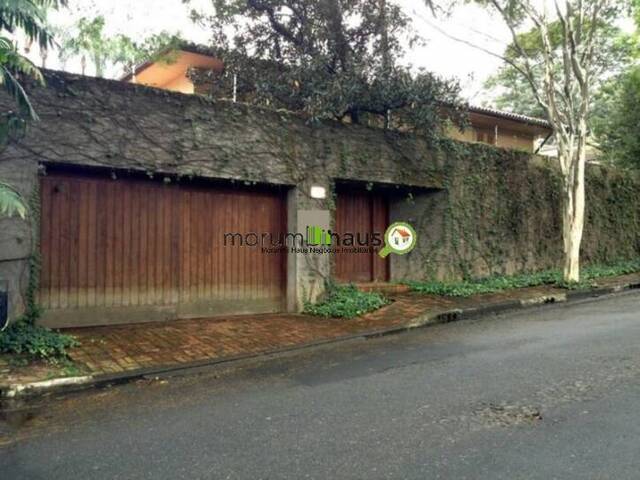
474;403;543;426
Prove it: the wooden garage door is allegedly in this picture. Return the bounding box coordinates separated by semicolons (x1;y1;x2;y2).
39;172;286;326
334;188;389;283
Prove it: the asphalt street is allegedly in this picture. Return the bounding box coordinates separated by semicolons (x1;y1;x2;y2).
2;291;640;479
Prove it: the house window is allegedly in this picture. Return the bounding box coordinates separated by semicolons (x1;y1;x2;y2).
476;128;496;145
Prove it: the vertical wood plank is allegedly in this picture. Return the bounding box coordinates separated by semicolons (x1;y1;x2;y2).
154;184;164;304
128;182;139;306
170;186;180;305
87;180;98;307
121;182;131;306
204;190;213;301
148;183;156;305
162;184;172;305
138;183;149;306
181;189;191;304
58;179;71;309
39;178;52;308
76;180;89;308
104;180;115;306
196;190;205;301
190;190;199;302
223;193;231;300
212;190;221;300
95;179;107;307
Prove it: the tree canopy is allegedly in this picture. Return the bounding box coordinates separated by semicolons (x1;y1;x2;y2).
592;67;640;168
1;0;66;218
1;0;65;125
589;0;640;166
484;7;635;119
57;15;181;77
188;0;467;138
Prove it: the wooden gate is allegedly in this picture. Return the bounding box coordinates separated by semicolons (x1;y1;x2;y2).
334;188;389;283
39;171;287;327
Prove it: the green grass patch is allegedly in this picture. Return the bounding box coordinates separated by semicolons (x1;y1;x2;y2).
304;283;390;318
406;259;640;298
0;321;78;361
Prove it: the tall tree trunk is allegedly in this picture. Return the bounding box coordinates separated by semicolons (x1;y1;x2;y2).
324;0;349;70
94;54;104;78
379;0;390;73
484;0;603;284
378;0;392;129
559;134;587;283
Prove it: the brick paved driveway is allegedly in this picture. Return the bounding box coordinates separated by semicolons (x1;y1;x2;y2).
64;286;565;376
65;294;436;375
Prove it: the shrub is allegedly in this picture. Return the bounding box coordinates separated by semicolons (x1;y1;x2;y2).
406;270;560;297
407;259;640;298
304;284;390;318
583;259;640;279
0;321;78;360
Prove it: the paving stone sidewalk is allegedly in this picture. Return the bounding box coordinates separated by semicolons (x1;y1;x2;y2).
2;273;639;391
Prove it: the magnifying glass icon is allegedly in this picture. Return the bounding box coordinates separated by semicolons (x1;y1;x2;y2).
379;222;417;258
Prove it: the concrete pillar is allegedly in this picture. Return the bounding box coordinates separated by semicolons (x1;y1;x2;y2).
285;182;332;312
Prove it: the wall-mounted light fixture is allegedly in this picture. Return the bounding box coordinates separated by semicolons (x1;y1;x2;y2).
310;186;326;199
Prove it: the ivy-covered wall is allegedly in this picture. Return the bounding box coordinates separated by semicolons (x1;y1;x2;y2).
390;141;640;281
0;70;639;320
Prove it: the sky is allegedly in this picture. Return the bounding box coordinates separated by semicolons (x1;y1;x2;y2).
33;0;521;105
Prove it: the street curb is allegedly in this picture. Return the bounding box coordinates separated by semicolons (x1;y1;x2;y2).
1;375;94;399
2;280;639;400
